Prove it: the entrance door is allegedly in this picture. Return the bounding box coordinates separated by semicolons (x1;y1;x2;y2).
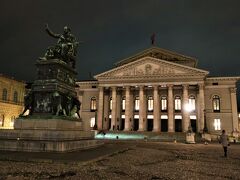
161;119;168;132
133;119;139;131
120;119;125;130
147;119;153;131
175;119;182;132
191;119;197;132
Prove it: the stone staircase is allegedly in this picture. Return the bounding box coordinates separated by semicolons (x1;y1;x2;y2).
95;131;201;143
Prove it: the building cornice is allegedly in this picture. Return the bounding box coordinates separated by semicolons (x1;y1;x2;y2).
206;76;240;81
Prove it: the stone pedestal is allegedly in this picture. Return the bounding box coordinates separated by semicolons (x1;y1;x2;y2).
14;118;82;130
186;133;195;144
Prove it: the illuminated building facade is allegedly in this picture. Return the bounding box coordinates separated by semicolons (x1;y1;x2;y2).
0;74;25;129
77;47;239;134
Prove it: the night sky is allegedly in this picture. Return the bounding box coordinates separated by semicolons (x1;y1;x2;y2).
1;0;240;82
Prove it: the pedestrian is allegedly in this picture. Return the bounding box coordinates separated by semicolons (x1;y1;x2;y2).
219;130;229;157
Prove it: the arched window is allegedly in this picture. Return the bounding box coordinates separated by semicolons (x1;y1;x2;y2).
161;96;167;111
148;96;153;111
13;91;18;103
122;96;126;111
175;96;181;111
135;96;139;111
213;95;220;112
90;97;97;111
2;88;7;101
109;97;112;111
188;96;196;111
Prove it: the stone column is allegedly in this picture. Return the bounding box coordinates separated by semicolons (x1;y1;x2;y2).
111;87;117;130
97;86;104;130
153;85;160;131
198;83;205;132
103;92;109;130
124;86;131;131
168;84;174;132
230;88;239;131
116;91;121;130
139;86;147;131
182;84;189;132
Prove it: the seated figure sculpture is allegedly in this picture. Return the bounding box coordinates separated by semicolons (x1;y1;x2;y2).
43;24;79;68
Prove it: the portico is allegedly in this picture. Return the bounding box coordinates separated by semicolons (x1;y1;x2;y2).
96;83;205;133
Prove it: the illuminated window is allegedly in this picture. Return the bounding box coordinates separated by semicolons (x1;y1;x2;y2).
214;119;221;130
213;95;220;112
109;97;112;111
90;97;97;111
175;96;181;111
0;115;4;127
188;96;196;111
90;117;95;128
2;89;7;101
13;91;18;103
122;96;126;111
135;96;139;111
148;96;153;111
161;96;167;111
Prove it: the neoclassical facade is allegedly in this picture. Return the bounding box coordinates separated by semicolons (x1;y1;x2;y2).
77;47;239;134
0;74;25;129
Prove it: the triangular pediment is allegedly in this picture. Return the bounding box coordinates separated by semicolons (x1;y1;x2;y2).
115;46;197;68
95;57;208;81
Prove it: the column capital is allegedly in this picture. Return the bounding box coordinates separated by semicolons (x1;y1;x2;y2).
198;83;204;89
99;86;104;91
167;84;174;88
182;84;189;89
111;86;117;91
125;86;131;91
139;85;145;90
230;87;237;93
153;85;159;90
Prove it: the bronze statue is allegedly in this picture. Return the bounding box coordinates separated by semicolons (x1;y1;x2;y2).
44;24;79;68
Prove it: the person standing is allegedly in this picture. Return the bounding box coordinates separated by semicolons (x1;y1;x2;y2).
219;130;229;157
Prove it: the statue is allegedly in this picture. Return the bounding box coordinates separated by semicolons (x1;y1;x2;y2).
43;24;80;68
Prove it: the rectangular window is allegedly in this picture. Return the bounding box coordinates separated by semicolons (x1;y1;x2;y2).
109;98;113;111
135;97;139;111
90;98;97;111
161;98;167;111
214;119;221;130
90;117;95;128
148;96;153;111
122;99;126;111
175;99;181;111
188;98;196;111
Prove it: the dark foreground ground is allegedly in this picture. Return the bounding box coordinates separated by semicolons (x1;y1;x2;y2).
0;141;239;179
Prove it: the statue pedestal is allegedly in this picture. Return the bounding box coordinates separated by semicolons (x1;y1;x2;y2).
14;117;82;130
186;133;195;144
0;117;103;152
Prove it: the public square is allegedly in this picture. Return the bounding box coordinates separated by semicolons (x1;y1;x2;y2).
0;141;239;179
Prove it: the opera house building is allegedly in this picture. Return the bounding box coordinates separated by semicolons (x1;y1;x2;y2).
77;47;239;134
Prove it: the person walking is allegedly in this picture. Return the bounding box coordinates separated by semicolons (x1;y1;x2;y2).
219;130;229;157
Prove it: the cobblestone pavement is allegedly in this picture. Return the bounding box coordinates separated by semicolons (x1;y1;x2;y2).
0;141;239;179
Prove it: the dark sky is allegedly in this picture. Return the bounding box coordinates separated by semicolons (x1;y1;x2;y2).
1;0;240;82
